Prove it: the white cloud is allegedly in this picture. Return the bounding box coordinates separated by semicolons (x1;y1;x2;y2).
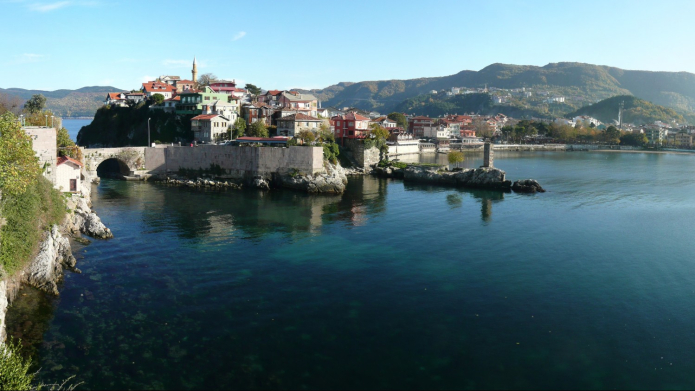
15;53;46;63
232;31;246;41
28;1;71;12
162;59;190;68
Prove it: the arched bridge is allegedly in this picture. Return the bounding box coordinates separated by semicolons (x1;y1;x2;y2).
82;147;147;178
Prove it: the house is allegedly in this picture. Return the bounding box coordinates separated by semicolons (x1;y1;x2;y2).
141;81;175;99
191;114;231;143
370;116;397;128
278;91;318;117
316;107;329;118
675;132;692;147
104;92;127;107
209;79;237;94
159;75;180;85
202;100;239;122
176;87;230;115
175;79;196;93
276;113;323;137
408;116;434;138
423;124;455;139
644;126;665;146
162;96;180;113
259;90;284;106
331;112;371;141
125;92;146;104
242;102;274;125
55;156;83;193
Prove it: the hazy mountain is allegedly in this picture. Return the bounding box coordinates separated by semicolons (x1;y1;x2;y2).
298;62;695;115
0;86;124;117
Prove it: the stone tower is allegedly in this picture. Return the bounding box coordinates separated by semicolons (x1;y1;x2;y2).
192;56;198;83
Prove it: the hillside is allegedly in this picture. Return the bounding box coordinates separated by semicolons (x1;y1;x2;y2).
300;62;695;115
0;86;123;117
566;95;687;125
393;93;550;119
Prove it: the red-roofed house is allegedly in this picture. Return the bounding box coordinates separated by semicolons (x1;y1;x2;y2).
141;81;175;99
277;113;323;137
175;79;196;93
408;116;434;138
104;92;127;107
56;156;83;193
191;114;232;143
331;112;371;141
259;90;283;105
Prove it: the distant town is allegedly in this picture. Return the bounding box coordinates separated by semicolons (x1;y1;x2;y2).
99;58;692;150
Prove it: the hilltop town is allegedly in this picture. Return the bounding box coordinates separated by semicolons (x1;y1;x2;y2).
98;58;694;150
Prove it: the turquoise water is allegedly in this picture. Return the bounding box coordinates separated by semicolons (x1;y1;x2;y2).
12;151;695;389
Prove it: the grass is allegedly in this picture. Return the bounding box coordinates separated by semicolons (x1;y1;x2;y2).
0;175;66;277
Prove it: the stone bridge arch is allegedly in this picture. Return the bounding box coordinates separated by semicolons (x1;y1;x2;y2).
82;147;147;178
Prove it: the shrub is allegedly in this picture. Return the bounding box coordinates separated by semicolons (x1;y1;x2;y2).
0;339;35;390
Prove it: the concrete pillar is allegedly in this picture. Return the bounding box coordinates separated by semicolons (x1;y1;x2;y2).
483;142;494;168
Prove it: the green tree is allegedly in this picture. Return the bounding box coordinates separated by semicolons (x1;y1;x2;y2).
297;129;316;145
387;112;408;130
233;118;246;139
247;121;269;138
0;113;40;195
317;122;335;143
447;150;464;168
620;132;648;146
23;94;46;114
151;93;165;105
245;84;262;96
369;123;390;161
605;125;621;144
56;127;82;160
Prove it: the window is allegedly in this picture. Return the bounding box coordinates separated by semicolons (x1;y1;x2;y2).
349;122;354;127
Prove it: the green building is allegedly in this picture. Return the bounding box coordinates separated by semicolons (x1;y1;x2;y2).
176;86;231;115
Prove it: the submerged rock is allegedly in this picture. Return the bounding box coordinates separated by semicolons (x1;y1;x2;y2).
400;166;512;190
512;179;546;193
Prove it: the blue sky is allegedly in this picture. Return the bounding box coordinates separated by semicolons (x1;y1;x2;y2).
2;0;695;91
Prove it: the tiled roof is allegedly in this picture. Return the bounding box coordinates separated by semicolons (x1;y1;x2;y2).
107;92;124;100
177;80;194;84
57;156;83;167
265;90;283;96
279;113;321;121
142;81;174;93
191;114;223;120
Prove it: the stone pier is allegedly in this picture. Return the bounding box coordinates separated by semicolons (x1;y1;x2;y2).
483;142;494;168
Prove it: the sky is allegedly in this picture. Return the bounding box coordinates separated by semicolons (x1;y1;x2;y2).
2;0;695;91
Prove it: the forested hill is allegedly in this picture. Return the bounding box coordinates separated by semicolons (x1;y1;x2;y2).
298;62;695;114
566;95;687;125
0;86;123;117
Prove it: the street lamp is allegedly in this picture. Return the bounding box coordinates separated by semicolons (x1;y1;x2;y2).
45;114;48;127
19;114;24;127
148;118;151;147
51;115;54;128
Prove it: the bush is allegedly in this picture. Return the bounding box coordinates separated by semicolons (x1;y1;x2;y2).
0;175;66;276
322;142;340;165
0;339;35;390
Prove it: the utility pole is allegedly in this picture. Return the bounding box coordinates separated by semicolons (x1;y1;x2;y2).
148;118;151;146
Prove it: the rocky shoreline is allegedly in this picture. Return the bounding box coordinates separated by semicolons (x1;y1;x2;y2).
157;161;349;194
0;172;113;342
372;164;545;193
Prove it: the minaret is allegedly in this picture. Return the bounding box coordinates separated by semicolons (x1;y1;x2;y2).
192;56;198;83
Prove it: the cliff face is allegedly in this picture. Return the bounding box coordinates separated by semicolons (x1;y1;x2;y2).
0;171;112;342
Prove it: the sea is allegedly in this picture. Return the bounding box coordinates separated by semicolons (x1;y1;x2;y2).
61;118;93;142
8;150;695;389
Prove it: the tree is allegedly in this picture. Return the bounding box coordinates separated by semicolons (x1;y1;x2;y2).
151;93;165;105
605;125;621;145
245;84;262;96
297;129;316;145
387;112;408;130
197;73;217;87
56;127;82;160
317;122;334;143
473;118;493;139
620;132;647;146
447;150;464;168
369;123;390;161
0;93;23;115
247;121;269;138
232;118;246;139
24;94;46;114
0;113;40;195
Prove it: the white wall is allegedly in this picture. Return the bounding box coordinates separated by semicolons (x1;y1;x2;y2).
55;162;81;192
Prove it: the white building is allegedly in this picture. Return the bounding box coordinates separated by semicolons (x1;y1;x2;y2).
191;114;231;143
276;113;323;137
55;156;83;193
202;100;239;122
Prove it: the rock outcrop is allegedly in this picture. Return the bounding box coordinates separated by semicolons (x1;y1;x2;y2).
278;162;348;193
512;179;546;193
395;165;512;190
23;226;78;296
67;195;113;239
